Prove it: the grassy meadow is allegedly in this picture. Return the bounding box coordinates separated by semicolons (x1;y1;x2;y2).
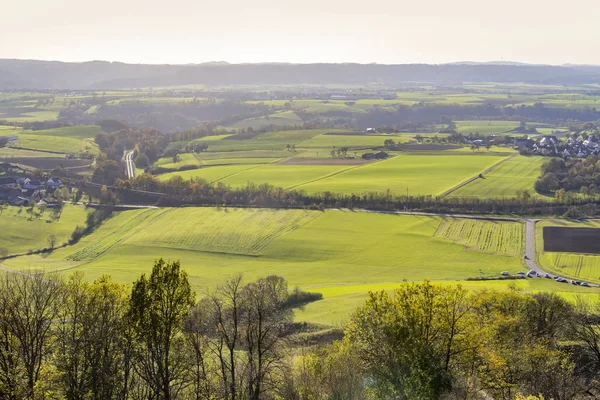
449;155;545;198
5;207;597;325
0;205;89;256
158;153;509;196
0;208;533;324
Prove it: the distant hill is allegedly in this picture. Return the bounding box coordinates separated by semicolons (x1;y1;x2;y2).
0;59;599;89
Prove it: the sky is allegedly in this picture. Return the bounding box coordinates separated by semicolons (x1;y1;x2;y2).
2;0;600;65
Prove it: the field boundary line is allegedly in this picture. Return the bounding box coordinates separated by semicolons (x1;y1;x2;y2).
285;158;391;191
207;164;268;184
438;153;517;198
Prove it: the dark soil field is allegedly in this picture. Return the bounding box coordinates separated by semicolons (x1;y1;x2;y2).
543;227;600;254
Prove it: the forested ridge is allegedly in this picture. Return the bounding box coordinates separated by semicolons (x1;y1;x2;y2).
2;59;600;89
2;264;600;399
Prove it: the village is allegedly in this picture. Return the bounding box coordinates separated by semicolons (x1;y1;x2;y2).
0;162;65;207
511;133;600;158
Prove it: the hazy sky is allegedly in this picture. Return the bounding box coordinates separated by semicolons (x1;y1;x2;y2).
2;0;600;65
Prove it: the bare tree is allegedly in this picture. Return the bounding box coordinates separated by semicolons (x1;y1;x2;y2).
47;234;57;250
207;274;246;400
0;271;62;398
242;276;292;400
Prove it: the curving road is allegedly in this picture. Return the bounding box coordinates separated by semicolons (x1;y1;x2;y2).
125;151;135;179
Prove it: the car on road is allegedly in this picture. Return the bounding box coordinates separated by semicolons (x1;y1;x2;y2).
581;282;590;287
544;274;552;278
501;271;509;276
527;270;537;278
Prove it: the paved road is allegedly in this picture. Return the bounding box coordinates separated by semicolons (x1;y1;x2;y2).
125;151;135;179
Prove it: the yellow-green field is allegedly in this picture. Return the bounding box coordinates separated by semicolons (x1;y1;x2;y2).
450;155;545;198
434;218;524;256
3;207;596;325
158;153;508;196
0;205;89;256
0;208;537;324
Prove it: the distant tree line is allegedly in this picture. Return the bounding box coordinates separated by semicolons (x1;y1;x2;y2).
3;268;600;399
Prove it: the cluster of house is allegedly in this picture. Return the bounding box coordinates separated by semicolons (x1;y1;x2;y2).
513;135;600;158
0;173;63;206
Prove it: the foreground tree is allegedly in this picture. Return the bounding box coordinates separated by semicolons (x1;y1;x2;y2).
0;271;62;399
128;259;195;400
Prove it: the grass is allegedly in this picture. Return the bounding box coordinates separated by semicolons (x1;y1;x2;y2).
2;210;525;305
6;207;594;326
434;218;524;256
449;155;545;198
295;278;598;325
155;153;283;169
0;205;89;256
185;130;342;152
295;153;508;195
23;125;104;139
224;111;304;130
536;219;600;284
157;153;508;196
299;134;408;149
13;133;99;155
454;120;521;135
0;148;65;158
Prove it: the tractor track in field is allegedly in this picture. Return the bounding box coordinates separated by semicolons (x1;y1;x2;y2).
438;154;517;198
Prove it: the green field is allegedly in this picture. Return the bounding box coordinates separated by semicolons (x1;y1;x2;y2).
434;218;524;256
0;205;89;256
295;278;598;325
537;220;600;283
455;120;521;135
296;153;507;195
224;111;304;130
158;153;508;195
2;209;528;323
299;134;408;148
6;207;594;325
24;125;105;139
450;155;545;198
13;133;98;155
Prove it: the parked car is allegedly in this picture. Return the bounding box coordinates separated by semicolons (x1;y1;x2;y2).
581;282;590;287
501;271;510;276
544;274;552;278
517;272;526;276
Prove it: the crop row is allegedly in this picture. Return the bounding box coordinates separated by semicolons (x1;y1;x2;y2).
435;218;523;257
125;208;319;256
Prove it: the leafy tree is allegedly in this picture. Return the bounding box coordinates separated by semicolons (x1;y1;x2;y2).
128;259;195;400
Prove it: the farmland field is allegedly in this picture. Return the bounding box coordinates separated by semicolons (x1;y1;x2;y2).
455;120;521;135
434;218;523;256
449;155;545;198
537;220;600;283
2;209;526;321
13;133;98;155
0;205;89;257
295;153;508;195
157;153;508;195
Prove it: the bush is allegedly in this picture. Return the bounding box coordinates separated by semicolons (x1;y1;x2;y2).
285;286;323;308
